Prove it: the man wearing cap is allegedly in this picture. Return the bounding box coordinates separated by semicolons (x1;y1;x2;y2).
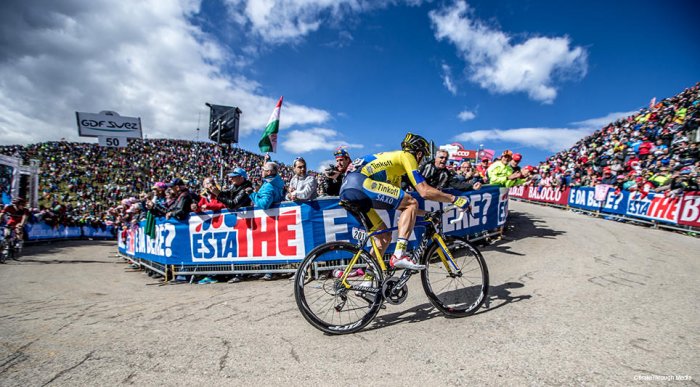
286;157;318;201
165;178;196;221
486;151;529;188
209;167;253;211
249;162;285;210
322;147;352;196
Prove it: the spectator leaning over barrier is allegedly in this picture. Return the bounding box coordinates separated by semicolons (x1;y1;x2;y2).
194;177;226;212
418;150;482;192
249;162;284;210
286;157;318;202
165;178;195;220
476;157;490;183
487;151;529;188
211;168;253;211
321;147;352;196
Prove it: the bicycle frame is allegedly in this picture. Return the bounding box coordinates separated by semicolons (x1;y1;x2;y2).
337;218;460;289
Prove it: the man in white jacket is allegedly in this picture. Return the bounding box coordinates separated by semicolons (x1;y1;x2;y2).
286;157;318;201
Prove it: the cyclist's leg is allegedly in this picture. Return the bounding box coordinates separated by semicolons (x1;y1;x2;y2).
364;208;391;260
395;194;418;240
340;173;393;263
358;178;424;270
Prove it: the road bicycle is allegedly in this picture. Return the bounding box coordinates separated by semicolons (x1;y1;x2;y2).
294;200;489;334
0;227;22;264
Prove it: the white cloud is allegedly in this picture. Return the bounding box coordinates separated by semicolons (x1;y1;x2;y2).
224;0;427;44
453;110;640;152
282;127;364;154
429;1;587;103
0;0;330;145
441;63;457;95
570;110;638;129
454;128;590;152
457;110;475;121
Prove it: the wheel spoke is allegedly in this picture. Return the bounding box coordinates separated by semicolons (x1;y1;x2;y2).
294;242;383;334
422;237;488;316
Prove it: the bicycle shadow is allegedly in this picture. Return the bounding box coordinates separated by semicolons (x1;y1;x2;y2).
365;281;530;331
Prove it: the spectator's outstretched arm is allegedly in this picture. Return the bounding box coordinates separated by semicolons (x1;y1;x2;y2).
448;174;476;191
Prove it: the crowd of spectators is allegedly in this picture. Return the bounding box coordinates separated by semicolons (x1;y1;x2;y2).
522;83;700;197
0;140;301;228
2;84;698;233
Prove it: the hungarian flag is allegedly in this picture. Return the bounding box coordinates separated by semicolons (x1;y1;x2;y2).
259;96;283;153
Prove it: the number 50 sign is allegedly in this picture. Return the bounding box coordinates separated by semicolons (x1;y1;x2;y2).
98;136;127;147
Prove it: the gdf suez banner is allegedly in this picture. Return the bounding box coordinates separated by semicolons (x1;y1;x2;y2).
118;186;507;265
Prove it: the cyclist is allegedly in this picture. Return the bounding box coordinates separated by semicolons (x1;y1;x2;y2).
1;197;29;245
339;133;470;270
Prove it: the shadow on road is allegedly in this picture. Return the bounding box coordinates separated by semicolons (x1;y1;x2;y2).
9;240;117;264
479;281;531;314
366;281;531;331
482;210;565;256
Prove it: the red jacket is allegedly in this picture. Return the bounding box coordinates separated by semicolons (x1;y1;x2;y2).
196;194;225;212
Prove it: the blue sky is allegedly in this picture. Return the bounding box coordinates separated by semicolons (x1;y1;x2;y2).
1;0;698;171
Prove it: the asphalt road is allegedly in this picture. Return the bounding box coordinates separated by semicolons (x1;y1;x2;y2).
0;200;698;386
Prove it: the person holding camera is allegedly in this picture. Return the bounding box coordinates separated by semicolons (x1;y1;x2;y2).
208;167;253;211
193;177;226;212
321;147;352;196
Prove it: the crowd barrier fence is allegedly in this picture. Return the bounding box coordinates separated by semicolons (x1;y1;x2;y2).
117;186;509;278
24;222;115;241
508;186;700;232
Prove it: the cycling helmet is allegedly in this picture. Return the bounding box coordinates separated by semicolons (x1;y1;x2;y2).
401;132;430;157
11;197;26;206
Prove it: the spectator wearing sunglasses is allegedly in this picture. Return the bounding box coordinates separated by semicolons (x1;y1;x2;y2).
286;157;318;201
414;149;481;192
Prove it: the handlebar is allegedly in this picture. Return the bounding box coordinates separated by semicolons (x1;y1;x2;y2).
443;203;470;225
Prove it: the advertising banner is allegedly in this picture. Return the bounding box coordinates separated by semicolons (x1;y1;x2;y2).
677;191;700;228
625;192;680;224
118;186;505;265
567;187;628;215
26;222;82;240
509;186;570;206
76;111;142;138
83;225;116;238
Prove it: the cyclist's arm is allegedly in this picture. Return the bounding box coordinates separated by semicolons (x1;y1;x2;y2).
414;181;459;204
18;211;29;227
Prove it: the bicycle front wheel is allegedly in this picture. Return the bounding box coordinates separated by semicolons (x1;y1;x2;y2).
294;242;384;334
421;236;489;317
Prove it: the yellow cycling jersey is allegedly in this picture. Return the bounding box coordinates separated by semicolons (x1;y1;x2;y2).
356;150;426;188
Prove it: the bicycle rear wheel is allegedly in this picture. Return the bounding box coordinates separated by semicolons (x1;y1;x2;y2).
421;236;489;317
0;240;7;264
294;242;384;334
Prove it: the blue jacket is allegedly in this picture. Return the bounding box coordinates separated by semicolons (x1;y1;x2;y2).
250;174;285;210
